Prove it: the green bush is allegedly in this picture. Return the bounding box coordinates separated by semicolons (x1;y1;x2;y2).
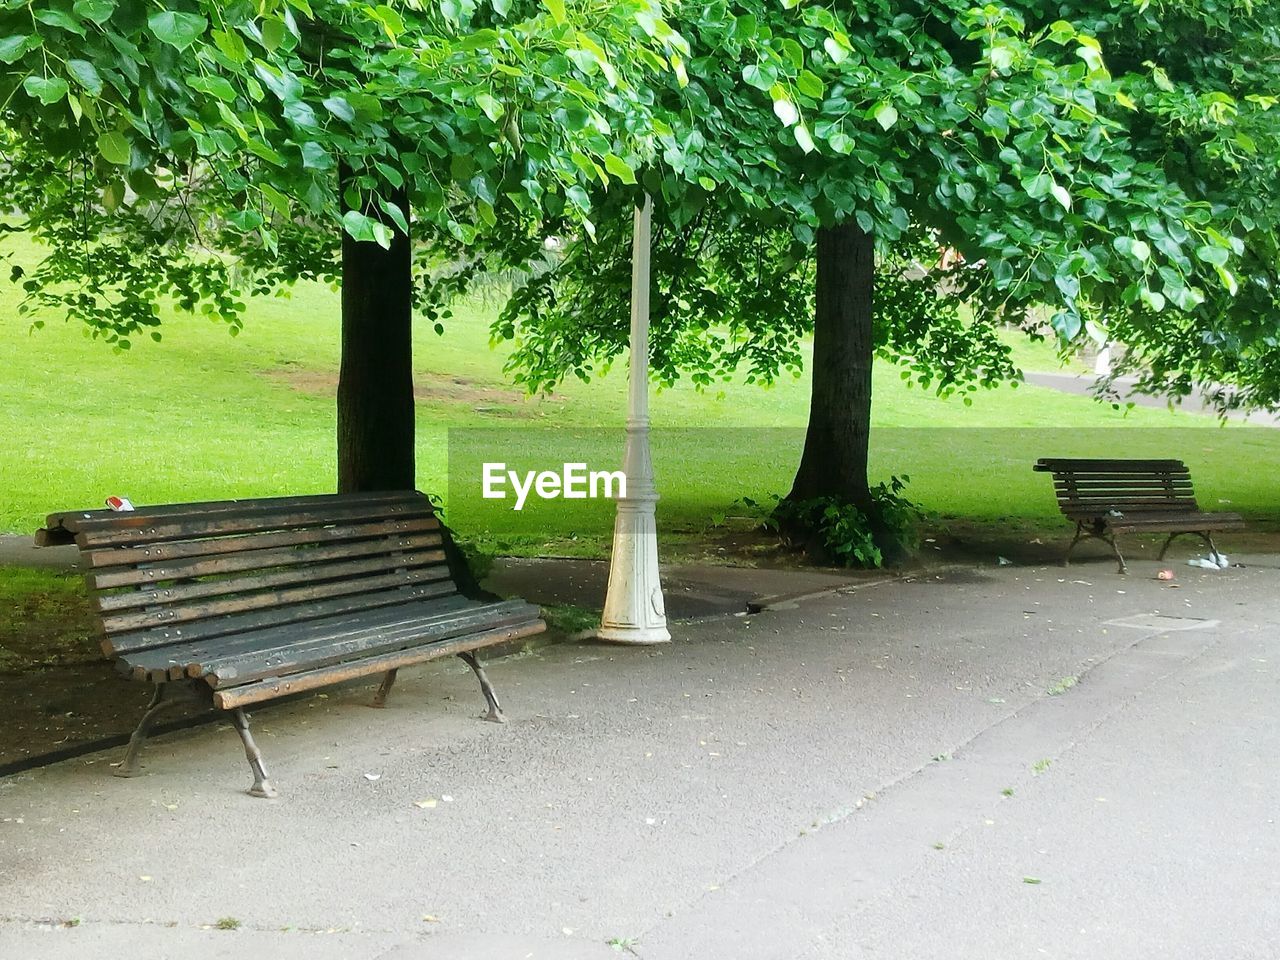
761;476;919;568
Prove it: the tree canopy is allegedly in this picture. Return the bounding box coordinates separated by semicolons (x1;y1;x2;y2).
0;0;689;344
492;0;1280;410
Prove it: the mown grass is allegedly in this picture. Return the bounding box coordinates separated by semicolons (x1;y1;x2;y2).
2;232;1276;557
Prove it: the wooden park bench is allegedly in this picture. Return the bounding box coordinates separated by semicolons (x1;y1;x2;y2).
37;491;544;798
1033;458;1244;573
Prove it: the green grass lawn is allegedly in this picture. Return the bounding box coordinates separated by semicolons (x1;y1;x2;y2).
2;233;1276;556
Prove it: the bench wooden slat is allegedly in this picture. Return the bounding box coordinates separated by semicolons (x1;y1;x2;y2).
1058;492;1198;504
126;598;529;684
99;567;454;635
1052;479;1194;490
95;549;448;613
211;619;546;711
80;517;440;569
1034;458;1187;472
120;595;481;678
1108;513;1245;533
197;600;540;688
88;531;443;589
72;499;436;548
104;579;458;655
1063;501;1199;514
45;490;421;530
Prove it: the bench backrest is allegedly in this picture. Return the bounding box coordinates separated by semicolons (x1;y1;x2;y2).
40;492;453;658
1033;458;1200;518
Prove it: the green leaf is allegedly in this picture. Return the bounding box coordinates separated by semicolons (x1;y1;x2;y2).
1021;172;1052;200
342;209;378;243
34;9;85;37
543;0;566;24
604;154;637;184
212;28;249;63
300;141;333;170
261;17;286;52
1114;236;1151;262
1050;184;1071;211
1139;286;1166;312
65;60;102;96
823;36;848;64
0;35;39;65
102;181;123;211
475;93;504;122
323;96;356;122
872;102;898;131
97;130;131;165
742;64;776;91
795;71;824;99
259;183;292;218
148;11;208;51
189;75;237;102
72;0;116;24
23;75;70;106
1195;244;1229;267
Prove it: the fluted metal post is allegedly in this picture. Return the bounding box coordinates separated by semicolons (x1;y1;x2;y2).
598;194;671;644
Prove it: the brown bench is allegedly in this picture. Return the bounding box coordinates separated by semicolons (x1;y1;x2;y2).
1033;458;1244;573
37;491;544;797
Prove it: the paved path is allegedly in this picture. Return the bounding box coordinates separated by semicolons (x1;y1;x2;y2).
2;556;1277;958
1024;371;1280;426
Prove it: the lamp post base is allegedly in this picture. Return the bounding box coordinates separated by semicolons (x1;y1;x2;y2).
598;509;670;645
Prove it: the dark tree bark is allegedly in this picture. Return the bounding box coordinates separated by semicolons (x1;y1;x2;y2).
788;221;876;508
785;221;908;563
334;169;494;598
337;169;415;493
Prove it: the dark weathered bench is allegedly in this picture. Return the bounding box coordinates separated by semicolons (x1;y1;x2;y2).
37;491;544;797
1033;458;1244;573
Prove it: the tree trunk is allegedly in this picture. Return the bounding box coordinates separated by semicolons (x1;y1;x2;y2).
337;170;415;493
787;221;875;509
784;221;908;563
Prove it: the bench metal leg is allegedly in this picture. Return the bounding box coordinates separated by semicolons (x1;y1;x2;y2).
457;651;505;724
1157;531;1182;560
1104;532;1127;574
1062;522;1086;566
231;708;278;799
1064;522;1126;573
371;668;398;708
114;683;185;778
1200;532;1225;565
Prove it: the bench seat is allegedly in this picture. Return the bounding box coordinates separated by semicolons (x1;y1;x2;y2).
37;491;545;796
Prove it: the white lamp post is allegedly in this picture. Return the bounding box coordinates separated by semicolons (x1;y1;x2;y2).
598;194;671;644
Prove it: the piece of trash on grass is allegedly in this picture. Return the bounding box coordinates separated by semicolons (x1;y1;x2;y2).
1157;568;1175;580
997;556;1012;566
363;773;381;781
414;798;437;809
